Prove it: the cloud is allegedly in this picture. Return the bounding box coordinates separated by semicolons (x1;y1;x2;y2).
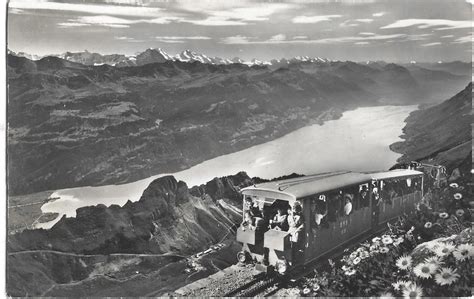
440;35;455;38
57;22;91;28
9;0;164;17
58;15;183;28
292;15;342;24
340;20;360;27
452;35;472;43
355;41;370;45
114;36;134;40
355;19;374;23
359;32;375;36
185;3;295;26
220;33;409;45
372;12;386;17
381;19;472;30
422;42;442;47
155;36;212;43
293;35;308;39
183;17;247;26
269;34;287;41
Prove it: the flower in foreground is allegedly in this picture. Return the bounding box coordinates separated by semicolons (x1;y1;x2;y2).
312;284;320;292
382;236;393;245
396;255;412;270
453;243;474;261
391;280;409;291
449;183;459;188
353;257;361;265
453;193;463;200
455;209;465;217
380;247;389;254
302;287;311;295
434;243;455;257
379;291;395;299
372;237;381;243
439;212;449;219
413;262;437;279
345;269;356;276
401;283;423;299
359;250;369;259
424;222;432;229
434;267;460;286
424;256;443;267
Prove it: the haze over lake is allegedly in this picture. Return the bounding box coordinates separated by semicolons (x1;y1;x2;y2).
38;105;417;229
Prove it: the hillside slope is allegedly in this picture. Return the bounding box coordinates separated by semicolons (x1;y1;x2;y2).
391;83;472;171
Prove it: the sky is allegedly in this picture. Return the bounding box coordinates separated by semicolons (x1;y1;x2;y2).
7;0;473;62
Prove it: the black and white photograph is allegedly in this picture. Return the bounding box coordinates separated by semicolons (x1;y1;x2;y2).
4;0;473;297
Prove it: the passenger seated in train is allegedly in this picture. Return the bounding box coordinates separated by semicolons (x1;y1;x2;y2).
313;195;328;227
359;184;369;207
253;205;269;231
343;194;353;215
241;211;255;231
269;208;288;231
288;203;304;243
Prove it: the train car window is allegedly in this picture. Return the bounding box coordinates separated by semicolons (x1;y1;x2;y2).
312;195;328;228
327;192;339;222
359;183;369;208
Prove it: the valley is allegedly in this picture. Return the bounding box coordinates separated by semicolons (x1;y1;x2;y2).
7;53;470;196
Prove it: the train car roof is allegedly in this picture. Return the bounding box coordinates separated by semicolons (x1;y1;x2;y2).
370;169;423;180
241;169;424;201
241;171;372;201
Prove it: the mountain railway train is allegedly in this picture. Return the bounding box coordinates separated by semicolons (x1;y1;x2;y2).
236;166;445;275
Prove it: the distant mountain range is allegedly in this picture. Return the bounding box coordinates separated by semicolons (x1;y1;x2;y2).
6;52;471;195
8;48;333;67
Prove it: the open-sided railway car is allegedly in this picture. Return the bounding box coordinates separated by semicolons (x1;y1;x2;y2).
236;169;424;274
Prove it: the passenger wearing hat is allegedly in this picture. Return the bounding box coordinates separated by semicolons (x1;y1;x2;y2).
288;202;303;243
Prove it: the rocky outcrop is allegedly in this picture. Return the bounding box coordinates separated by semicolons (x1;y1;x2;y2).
391;83;472;172
8;172;255;255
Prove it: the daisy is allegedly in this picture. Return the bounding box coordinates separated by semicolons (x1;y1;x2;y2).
413;262;437;279
455;209;465;217
342;265;350;271
434;267;460;286
372;236;381;243
379;291;395;299
425;240;443;252
453;193;463;200
396;255;412;270
424;256;443;267
424;222;433;229
350;252;358;259
401;283;423;299
392;280;409;291
382;236;393;245
302;287;311;295
434;243;455;257
345;269;356;276
449;183;459;188
439;212;449;219
312;284;320;292
380;247;389;254
353;257;361;265
360;251;369;259
453;243;474;261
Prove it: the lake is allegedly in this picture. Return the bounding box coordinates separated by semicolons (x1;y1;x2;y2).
37;105;417;229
